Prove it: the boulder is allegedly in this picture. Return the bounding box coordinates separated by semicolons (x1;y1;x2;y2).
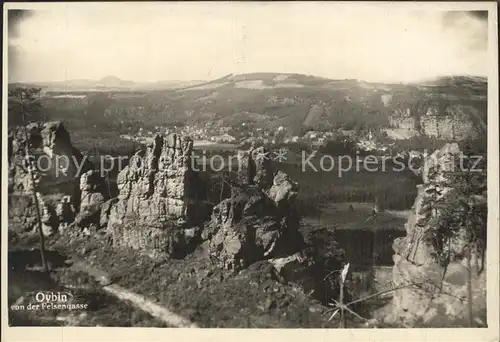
204;153;304;271
205;191;291;270
267;170;299;209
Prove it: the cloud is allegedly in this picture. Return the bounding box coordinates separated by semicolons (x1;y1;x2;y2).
8;4;489;83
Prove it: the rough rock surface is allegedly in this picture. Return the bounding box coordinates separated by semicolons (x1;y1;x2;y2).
8;122;93;235
100;198;119;228
203;148;304;271
74;170;109;231
38;193;57;236
8;121;91;195
390;104;483;141
381;143;487;327
107;133;204;256
266;170;299;208
8;191;57;237
55;196;75;231
236;145;273;188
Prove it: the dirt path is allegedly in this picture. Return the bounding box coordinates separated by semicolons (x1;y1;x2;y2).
7;249;191;327
70;260;198;328
8;268;170;327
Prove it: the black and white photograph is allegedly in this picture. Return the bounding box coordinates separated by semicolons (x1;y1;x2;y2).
2;1;498;340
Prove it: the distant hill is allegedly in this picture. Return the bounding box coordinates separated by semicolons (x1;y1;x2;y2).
11;72;487;141
9;76;205;92
96;75;135;87
161;73;487;135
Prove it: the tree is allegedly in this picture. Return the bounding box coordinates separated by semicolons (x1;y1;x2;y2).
9;87;49;274
432;145;487;266
428;145;487;326
8;87;42;127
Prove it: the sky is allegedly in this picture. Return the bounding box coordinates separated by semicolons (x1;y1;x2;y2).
7;3;490;84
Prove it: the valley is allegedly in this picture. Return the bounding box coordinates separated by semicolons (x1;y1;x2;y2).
7;72;488;328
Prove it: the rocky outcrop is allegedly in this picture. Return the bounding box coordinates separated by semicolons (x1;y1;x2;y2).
266;170;299;209
203;148;303;271
109;133;195;224
421;143;460;184
203;188;290;270
74;170;109;232
420;106;481;141
105;141;304;263
100;198;118;228
8;190;58;237
9;125;41;193
107;133;204;256
38;193;57;237
389;104;483;141
8;121;92;195
382;143;487;327
55;196;75;232
236;145;273;188
8;121;95;235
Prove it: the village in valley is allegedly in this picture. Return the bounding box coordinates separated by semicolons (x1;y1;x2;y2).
4;4;494;334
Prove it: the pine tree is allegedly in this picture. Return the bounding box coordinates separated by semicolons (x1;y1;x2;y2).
428;144;487;326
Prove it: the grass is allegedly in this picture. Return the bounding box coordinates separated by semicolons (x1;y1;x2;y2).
277;161;420;216
302;202;408;230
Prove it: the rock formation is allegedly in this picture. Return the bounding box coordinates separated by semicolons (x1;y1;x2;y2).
389;104;484;141
383;143;487;327
236;144;273;187
55;195;75;232
8;121;94;212
107;133;204;256
74;170;109;232
202;147;304;270
38;193;57;237
8;121;92;194
100;198;118;229
9;191;51;237
8;121;104;236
